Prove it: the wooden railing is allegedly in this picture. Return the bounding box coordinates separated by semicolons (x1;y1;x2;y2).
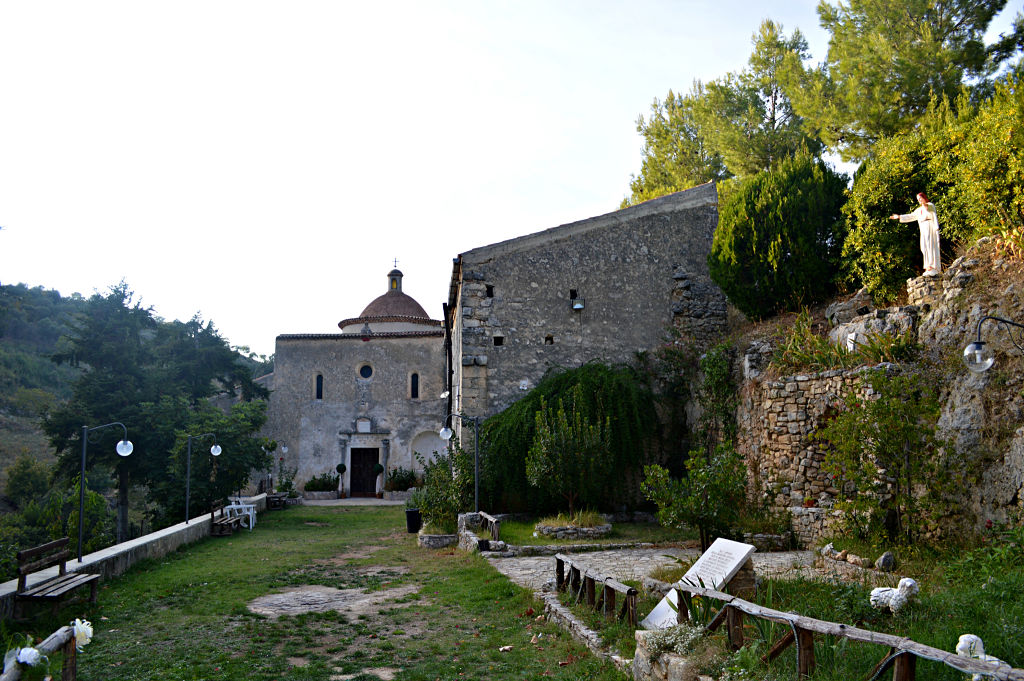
479;512;501;542
673;583;1024;681
555;554;638;627
0;625;78;681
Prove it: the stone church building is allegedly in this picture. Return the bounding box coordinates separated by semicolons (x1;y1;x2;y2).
262;182;724;490
263;268;448;496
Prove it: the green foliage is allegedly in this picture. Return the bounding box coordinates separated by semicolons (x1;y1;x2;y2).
480;362;658;513
770;310;920;373
3;454;50;510
815;366;952;544
415;441;473;533
784;0;1009;161
384;466;418;492
526;384;611;516
692;20;822;178
623;84;730;206
695;345;738;453
708;153;848;320
304;472;340;492
642;445;747;552
40;283;272;539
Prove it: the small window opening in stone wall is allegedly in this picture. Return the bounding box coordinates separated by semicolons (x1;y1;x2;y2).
411;372;419;399
544;335;554;345
358;364;373;379
315;374;324;400
485;285;494;297
569;289;578;299
493;336;504;346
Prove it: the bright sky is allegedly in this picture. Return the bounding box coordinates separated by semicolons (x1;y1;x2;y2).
1;1;1019;356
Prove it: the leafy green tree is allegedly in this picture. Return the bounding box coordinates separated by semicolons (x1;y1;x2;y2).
842;79;1024;301
784;0;1012;160
480;362;658;513
642;445;746;552
709;153;848;320
150;399;274;525
623;84;730;206
43;283;270;541
411;439;473;533
816;367;951;544
693;20;822;177
3;454;50;510
525;385;611;516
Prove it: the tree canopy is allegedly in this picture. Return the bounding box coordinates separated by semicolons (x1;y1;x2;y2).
785;0;1013;161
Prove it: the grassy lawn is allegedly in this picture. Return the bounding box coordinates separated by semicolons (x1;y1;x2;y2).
498;520;694;547
2;506;626;681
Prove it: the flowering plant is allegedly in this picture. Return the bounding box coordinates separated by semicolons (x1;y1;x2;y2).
72;618;94;651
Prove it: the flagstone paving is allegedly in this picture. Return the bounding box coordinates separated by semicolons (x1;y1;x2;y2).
486;547;818;592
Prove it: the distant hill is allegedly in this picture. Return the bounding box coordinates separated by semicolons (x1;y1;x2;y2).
0;283;273;483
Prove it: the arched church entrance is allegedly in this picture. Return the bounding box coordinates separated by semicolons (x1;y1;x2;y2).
350;448;379;497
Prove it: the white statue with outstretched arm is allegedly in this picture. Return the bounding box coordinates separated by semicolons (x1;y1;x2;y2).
891;192;941;276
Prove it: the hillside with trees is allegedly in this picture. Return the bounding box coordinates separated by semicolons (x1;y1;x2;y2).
0;282;276;580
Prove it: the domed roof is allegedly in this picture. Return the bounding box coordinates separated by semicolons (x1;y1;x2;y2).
338;268;438;332
359;290;430;319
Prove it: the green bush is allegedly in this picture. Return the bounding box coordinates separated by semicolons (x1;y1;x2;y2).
384;466;419;492
414;444;472;534
843;80;1024;301
480;362;659;513
708;152;848;320
4;455;50;510
303;472;339;492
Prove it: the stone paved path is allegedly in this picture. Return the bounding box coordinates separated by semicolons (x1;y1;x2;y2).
487;547;817;592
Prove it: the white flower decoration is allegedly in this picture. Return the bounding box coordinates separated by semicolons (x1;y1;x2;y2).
72;618;94;650
16;646;43;666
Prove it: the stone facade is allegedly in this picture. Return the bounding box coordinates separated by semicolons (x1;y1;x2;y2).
738;366;879;510
446;183;723;420
264;270;449;495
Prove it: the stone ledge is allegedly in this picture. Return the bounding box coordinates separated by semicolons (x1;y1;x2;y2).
417;532;458;549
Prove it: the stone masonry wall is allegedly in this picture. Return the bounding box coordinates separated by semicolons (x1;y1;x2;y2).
451;183;723;418
737;366;880;524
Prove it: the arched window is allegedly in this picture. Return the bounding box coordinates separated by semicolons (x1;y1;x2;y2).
315;374;324;400
411;373;420;399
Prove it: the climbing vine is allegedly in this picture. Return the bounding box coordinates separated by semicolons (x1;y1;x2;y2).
479;362;660;513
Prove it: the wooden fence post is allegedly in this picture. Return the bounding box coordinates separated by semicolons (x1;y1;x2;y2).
726;606;744;651
796;626;815;678
555;556;564;591
893;652;916;681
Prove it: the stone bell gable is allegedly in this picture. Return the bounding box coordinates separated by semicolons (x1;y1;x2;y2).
447;182;726;419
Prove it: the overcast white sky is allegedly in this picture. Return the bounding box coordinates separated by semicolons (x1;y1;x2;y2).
1;1;1019;356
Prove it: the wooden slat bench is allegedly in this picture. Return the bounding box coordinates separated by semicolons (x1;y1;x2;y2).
211;502;242;536
15;538;99;618
266;492;288;510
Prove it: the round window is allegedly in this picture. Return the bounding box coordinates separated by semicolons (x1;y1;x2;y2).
359;364;373;379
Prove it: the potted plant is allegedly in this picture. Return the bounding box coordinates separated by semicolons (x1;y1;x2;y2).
336;463;347;498
373;462;385;498
405;491;423;534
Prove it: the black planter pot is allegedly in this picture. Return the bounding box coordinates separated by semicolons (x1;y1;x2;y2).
405;508;422;533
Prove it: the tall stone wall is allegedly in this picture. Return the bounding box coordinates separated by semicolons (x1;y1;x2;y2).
450;183;723;418
738;367;877;511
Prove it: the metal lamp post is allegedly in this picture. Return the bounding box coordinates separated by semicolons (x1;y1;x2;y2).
79;422;133;562
439;412;481;513
185;433;221;524
963;315;1024;373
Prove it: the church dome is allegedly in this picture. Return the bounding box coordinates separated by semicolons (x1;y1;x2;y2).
359;290;429;319
338;268;439;333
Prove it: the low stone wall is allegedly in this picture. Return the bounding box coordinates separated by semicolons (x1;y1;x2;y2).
0;493;267;620
302;491;337;500
535;523;612;540
790;506;841;547
417;532;458;549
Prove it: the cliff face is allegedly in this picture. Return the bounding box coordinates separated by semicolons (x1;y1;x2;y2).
735;238;1024;542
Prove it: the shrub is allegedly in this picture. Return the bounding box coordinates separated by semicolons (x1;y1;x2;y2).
770;310;919;374
708;153;848;320
303;472;339;492
384;466;418;492
415;443;472;534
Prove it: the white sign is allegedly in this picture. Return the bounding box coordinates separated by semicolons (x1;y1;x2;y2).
640;538;755;630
